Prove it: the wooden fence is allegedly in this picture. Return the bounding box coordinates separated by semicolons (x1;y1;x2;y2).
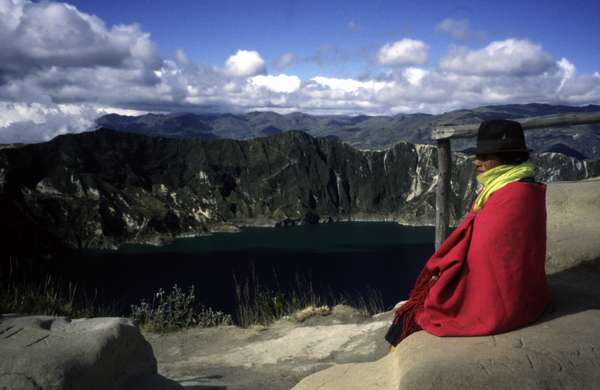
431;111;600;249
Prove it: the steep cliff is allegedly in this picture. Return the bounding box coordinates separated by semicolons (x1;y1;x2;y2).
1;129;598;252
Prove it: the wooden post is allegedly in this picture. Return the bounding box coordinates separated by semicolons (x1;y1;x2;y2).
431;110;600;250
435;139;451;250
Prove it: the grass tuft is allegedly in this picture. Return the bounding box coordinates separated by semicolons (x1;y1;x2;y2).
1;274;114;318
129;284;232;332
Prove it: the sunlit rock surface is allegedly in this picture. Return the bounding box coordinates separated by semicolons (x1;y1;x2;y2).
0;316;179;390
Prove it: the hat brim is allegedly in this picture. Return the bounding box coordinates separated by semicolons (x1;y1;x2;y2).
471;146;532;155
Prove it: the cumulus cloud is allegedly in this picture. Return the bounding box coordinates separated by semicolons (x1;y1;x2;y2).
554;73;600;104
1;1;600;143
377;39;429;66
224;50;266;77
403;67;429;86
0;0;160;76
439;39;555;76
557;57;575;92
0;102;96;143
311;76;392;94
250;74;301;93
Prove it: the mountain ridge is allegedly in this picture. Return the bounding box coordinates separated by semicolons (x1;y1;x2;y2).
96;103;600;158
1;128;599;255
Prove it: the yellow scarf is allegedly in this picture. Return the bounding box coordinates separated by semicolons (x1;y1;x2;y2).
473;162;536;211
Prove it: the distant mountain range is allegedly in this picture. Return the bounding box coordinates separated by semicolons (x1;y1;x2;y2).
97;103;600;159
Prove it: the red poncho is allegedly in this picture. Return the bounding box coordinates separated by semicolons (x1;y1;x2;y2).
390;181;549;342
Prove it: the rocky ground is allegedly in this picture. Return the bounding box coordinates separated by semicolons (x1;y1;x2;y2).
145;305;392;390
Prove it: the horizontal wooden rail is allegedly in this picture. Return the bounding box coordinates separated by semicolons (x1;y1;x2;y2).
432;109;600;249
432;111;600;141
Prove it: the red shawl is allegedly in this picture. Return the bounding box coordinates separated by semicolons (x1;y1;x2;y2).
390;181;549;343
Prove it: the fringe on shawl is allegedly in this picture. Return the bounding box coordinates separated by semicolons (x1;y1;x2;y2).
386;210;476;347
388;265;437;345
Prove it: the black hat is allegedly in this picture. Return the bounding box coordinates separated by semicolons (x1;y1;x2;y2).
473;119;529;155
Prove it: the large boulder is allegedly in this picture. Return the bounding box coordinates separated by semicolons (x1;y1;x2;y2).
293;178;600;389
0;316;176;390
546;177;600;273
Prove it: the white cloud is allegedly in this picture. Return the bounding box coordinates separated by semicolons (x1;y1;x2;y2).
440;39;555;76
274;53;296;69
435;18;470;40
377;39;429;66
0;0;160;75
403;67;429;86
557;57;575;92
1;1;600;143
0;102;97;143
250;74;301;93
311;77;392;94
224;50;266;77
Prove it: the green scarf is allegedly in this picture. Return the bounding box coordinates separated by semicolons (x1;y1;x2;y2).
474;162;536;211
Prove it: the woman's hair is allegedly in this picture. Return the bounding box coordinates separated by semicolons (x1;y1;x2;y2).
497;150;530;164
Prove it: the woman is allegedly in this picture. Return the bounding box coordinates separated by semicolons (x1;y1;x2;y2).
385;119;550;347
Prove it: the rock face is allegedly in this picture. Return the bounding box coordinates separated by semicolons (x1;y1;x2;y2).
1;129;599;253
0;316;168;390
292;178;600;390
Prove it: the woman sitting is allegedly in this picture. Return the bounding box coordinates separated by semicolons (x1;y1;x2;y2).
386;119;549;346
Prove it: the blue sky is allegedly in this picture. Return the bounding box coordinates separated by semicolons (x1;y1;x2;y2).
65;0;600;76
1;0;600;142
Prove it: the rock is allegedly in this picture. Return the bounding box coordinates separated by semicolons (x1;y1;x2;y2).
293;258;600;390
0;316;178;390
546;177;600;273
302;212;320;225
292;353;396;390
292;178;600;389
146;312;393;390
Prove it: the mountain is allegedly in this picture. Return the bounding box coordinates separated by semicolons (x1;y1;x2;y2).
540;143;587;160
96;103;600;158
1;129;599;254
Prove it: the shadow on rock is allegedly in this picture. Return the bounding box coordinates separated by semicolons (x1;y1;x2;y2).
536;256;600;325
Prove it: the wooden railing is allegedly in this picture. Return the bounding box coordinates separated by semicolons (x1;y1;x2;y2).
431;111;600;249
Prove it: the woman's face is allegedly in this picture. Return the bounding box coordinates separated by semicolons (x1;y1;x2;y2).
473;154;502;174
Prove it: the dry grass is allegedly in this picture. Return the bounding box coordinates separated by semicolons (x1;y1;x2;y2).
233;266;385;327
